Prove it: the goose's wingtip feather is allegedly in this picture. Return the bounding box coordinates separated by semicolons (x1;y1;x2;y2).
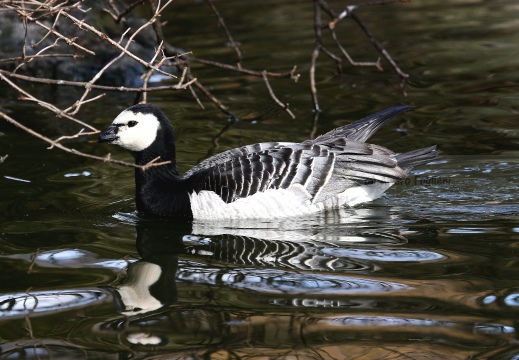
314;105;415;144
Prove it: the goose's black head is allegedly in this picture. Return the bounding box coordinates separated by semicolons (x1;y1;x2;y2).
98;104;174;153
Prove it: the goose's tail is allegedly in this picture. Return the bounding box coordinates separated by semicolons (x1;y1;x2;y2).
394;145;439;172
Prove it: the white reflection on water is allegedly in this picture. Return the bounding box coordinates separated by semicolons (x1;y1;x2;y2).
2;249;135;270
320;248;444;262
504;293;519;307
320;315;453;327
446;227;498;234
317;315;515;335
0;290;107;317
177;266;411;295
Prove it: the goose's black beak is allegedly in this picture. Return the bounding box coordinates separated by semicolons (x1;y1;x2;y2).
98;126;118;143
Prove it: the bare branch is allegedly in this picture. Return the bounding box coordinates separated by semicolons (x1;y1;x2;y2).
189;57;299;81
329;27;382;70
0;72;99;131
141;156;172;171
196;120;237;164
15;38;64;73
62;93;106;117
8;4;98;56
310;0;410;112
0;54;82;63
191;76;238;121
47;129;92;149
349;11;409;79
31;6;63;48
0;70;196;93
261;70;296;119
0;0;410;172
205;0;243;64
61;10;176;79
103;0;146;24
310;44;321;113
187;81;206;110
310;0;322;113
0;111;170;171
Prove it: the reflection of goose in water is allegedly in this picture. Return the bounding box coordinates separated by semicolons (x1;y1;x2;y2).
106;217;442;320
95;220;515;354
107;221;187;317
98;220;418;349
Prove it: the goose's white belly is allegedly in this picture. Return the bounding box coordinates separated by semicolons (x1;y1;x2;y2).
189;183;392;221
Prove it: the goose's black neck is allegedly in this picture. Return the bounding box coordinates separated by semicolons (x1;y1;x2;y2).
132;116;193;221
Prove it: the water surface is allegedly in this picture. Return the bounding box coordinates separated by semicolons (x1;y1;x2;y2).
1;0;519;358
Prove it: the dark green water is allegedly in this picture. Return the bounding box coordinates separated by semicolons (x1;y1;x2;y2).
1;0;519;358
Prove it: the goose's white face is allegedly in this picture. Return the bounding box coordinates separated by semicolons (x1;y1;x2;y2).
102;110;161;152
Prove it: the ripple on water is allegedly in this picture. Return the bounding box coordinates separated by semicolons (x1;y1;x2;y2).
0;289;108;317
177;266;412;295
320;248;445;262
316;315;515;335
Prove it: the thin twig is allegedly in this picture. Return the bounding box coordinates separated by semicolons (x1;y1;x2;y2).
320;46;343;74
349;11;409;79
141;156;172;171
147;0;166;50
62;5;177;79
205;0;243;64
63;93;107;115
0;111;171;171
0;53;83;63
27;248;41;274
35;19;94;54
0;72;98;131
317;0;337;18
310;0;409;112
189;57;299;81
309;111;321;140
103;0;146;24
261;70;296;119
187;80;206;110
190;76;239;121
329;27;382;70
21;10;28;62
31;6;64;48
310;44;321;113
196;120;237;164
310;0;323;112
47;129;97;149
0;70;196;92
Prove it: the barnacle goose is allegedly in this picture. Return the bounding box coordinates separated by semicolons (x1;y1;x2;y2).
98;104;438;221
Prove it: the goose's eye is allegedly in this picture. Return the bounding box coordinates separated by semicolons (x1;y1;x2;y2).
128;120;138;128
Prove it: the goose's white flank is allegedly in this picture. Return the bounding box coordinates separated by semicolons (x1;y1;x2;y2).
98;104;438;221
